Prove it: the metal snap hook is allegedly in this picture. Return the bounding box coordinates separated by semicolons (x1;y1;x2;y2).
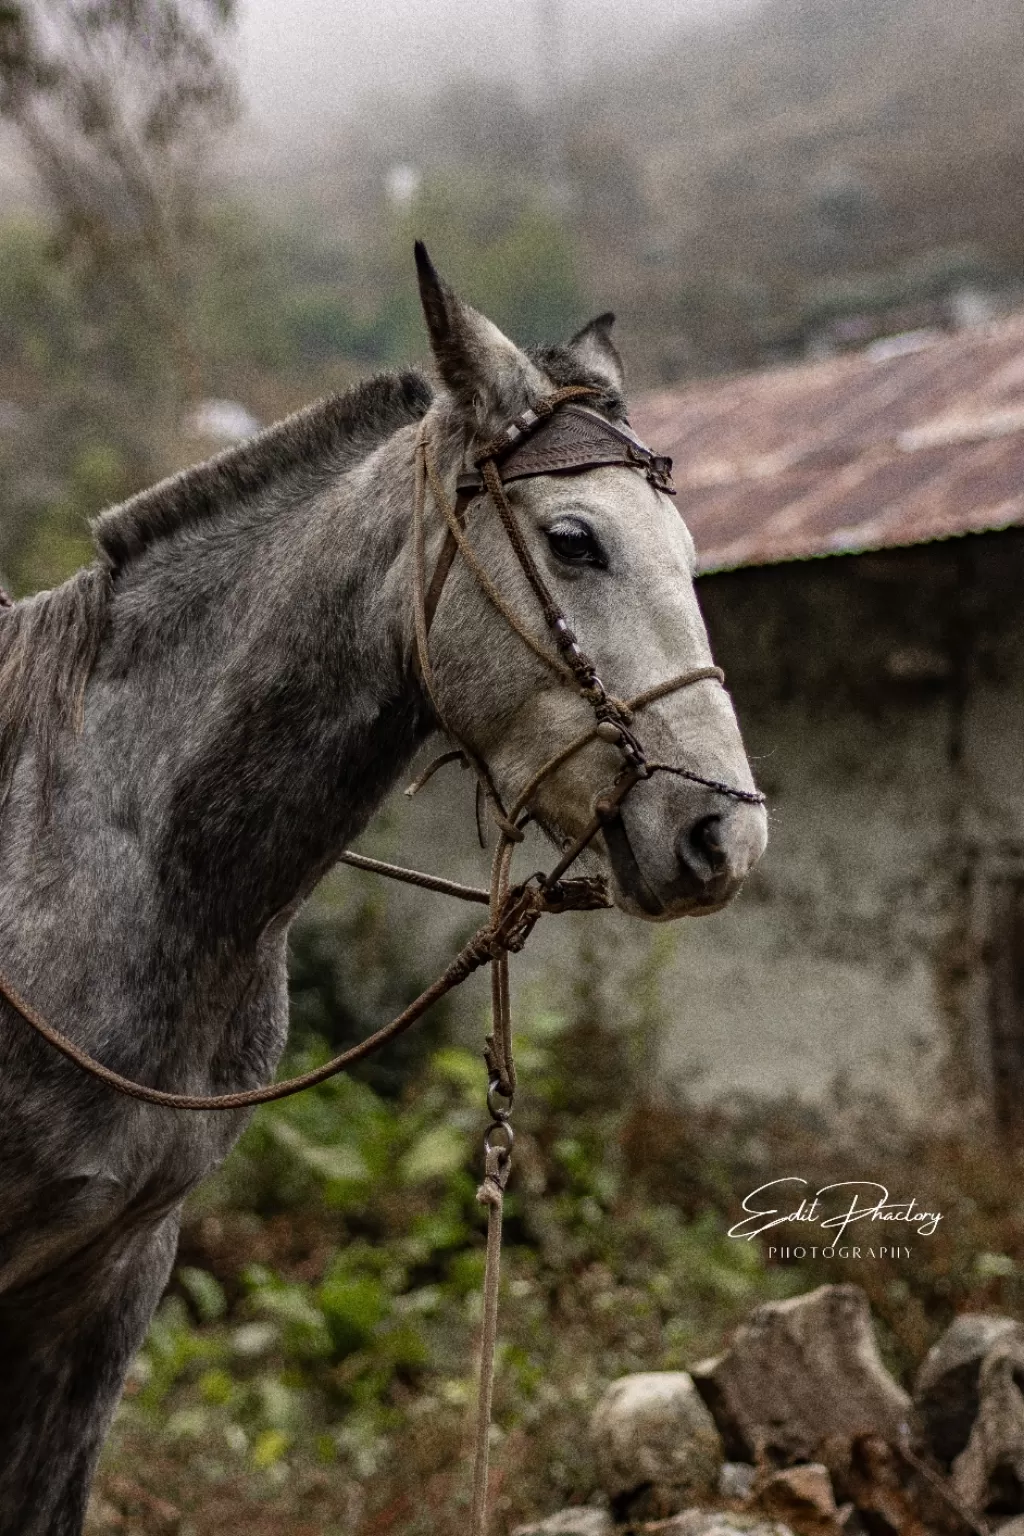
484;1119;514;1158
487;1076;514;1121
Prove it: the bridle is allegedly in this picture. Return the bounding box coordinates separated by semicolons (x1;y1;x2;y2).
409;382;764;1091
0;385;764;1536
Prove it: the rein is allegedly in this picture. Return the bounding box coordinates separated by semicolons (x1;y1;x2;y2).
0;387;764;1535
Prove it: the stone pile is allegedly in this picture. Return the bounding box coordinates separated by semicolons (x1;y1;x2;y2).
514;1283;1024;1536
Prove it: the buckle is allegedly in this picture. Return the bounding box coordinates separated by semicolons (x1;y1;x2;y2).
646;454;676;495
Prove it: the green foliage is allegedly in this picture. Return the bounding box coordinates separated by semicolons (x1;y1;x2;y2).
104;987;794;1529
0;221;86;379
15;440;130;592
0;217;162;593
92;923;1024;1533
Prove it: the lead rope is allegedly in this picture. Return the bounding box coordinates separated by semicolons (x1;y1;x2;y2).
0;658;736;1115
418;425;518;1531
417;412;755;1533
471;1078;514;1535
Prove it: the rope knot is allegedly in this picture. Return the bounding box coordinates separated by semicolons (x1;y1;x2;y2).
443;925;503;988
476;1174;504;1210
477;1118;513;1208
539;875;612;914
488;884;545;957
476;1143;512;1208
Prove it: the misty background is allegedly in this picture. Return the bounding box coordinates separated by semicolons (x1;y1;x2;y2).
232;0;759;143
3;4;1024;1531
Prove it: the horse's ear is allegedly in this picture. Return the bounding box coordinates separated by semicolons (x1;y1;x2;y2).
568;312;625;395
415;241;546;422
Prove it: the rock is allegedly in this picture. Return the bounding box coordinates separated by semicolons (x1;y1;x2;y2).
951;1334;1024;1519
511;1510;614;1536
654;1512;794;1536
841;1433;925;1536
719;1462;757;1501
914;1314;1024;1466
692;1285;911;1469
757;1464;841;1534
590;1371;724;1518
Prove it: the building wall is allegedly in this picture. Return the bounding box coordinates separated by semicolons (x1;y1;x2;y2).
689;529;1024;1120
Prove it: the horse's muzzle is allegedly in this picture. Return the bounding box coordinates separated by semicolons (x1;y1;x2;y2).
674;803;767;910
603;795;767;919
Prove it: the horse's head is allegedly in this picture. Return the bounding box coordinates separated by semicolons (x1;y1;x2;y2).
414;247;766;920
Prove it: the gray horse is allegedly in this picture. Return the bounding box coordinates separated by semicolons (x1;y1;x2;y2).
0;249;766;1533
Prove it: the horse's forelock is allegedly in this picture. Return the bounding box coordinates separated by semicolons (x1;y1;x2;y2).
526;341;627;421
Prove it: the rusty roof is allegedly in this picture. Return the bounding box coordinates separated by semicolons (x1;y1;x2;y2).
631;316;1024;574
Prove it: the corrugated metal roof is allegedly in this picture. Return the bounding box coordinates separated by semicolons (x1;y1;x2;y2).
630;317;1024;574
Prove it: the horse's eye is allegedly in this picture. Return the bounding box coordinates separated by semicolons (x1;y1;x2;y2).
545;518;606;569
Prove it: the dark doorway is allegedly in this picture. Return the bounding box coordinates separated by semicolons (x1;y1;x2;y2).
985;870;1024;1142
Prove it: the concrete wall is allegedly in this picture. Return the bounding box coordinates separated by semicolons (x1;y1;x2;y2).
328;530;1024;1124
688;529;1024;1120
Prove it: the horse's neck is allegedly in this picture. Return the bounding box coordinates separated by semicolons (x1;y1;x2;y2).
84;423;429;953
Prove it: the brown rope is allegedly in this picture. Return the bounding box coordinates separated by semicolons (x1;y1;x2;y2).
414;429;524;844
423;442;573;685
542;765;644;893
0;923;498;1112
404;748;468;798
338;850;490;905
412;425;450;721
479;454;606;703
471;1139;512;1536
0;877;607;1115
505;667;727;826
644;761;766;805
486;838;518;1099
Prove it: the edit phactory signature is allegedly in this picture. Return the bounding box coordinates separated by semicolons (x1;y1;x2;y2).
727;1179;943;1245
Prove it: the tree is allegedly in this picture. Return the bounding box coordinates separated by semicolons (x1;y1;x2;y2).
0;0;238;399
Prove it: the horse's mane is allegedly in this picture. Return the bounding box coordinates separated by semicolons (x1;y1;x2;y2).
95;370;432;575
0;566;111;813
0;370;433;810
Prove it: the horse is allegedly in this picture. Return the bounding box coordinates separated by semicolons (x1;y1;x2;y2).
0;246;767;1533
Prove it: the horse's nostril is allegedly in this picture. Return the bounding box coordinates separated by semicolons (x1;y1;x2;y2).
672;804;765;902
687;814;729;877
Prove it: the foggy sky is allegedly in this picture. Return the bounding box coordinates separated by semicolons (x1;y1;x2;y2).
235;0;759;139
0;0;762;201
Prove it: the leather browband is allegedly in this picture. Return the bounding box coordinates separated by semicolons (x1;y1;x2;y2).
418;401;678;643
455;404;676;498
